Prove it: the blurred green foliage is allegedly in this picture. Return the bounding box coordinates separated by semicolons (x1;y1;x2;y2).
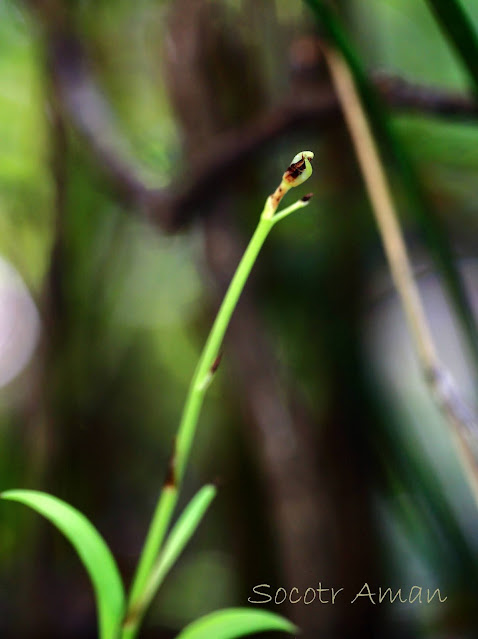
1;1;478;638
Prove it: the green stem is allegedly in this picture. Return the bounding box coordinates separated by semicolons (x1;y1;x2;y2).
174;213;272;480
121;195;309;639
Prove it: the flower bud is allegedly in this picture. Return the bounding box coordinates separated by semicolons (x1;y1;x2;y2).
282;151;314;188
264;150;315;219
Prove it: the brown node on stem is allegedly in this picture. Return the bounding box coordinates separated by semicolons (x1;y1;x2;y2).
122;606;140;630
211;352;223;375
212;475;225;489
164;438;177;488
301;193;314;202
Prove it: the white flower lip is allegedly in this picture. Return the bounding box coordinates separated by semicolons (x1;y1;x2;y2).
291;150;314;164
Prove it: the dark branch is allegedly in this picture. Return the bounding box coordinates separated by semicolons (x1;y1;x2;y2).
374;72;478;118
28;3;478;231
151;78;478;229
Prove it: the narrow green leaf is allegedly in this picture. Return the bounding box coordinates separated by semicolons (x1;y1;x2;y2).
2;490;125;639
145;484;217;597
425;0;478;94
126;484;177;615
175;608;298;639
122;485;217;639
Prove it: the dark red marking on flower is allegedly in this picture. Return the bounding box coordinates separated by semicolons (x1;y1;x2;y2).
283;156;307;183
301;193;314;202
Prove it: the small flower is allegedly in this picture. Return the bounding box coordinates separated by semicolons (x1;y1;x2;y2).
282;151;314;188
265;151;315;218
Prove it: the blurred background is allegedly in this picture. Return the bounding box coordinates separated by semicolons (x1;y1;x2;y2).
1;0;478;637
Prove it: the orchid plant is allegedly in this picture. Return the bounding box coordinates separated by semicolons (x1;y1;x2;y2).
2;151;314;639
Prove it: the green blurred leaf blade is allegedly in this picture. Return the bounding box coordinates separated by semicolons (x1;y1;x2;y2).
1;489;125;639
147;484;217;594
425;0;478;93
303;0;478;379
175;607;298;639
